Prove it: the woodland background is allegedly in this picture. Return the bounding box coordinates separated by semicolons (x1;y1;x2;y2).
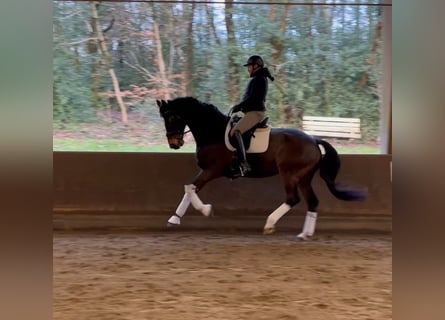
53;0;386;153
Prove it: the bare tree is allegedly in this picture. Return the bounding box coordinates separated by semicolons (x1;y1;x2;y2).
225;0;239;104
183;3;196;96
91;1;128;123
269;2;290;63
359;16;383;89
269;2;291;123
206;4;221;47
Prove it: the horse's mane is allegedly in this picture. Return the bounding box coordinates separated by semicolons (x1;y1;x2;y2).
168;97;227;120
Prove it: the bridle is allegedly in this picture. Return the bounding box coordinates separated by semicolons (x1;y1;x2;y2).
162;110;191;139
165;128;191;139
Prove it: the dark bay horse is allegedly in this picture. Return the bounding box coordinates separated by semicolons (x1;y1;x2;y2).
156;97;367;240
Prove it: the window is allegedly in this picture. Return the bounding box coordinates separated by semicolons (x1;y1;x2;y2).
53;0;391;154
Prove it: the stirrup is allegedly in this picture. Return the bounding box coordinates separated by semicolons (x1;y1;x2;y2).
239;162;251;176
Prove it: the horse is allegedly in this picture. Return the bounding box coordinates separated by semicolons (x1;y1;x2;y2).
156;97;368;240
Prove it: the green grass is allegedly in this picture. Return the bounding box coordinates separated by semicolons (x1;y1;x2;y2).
334;145;380;154
53;138;195;153
53;138;380;154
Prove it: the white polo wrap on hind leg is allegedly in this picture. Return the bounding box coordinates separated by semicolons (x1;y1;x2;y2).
264;203;291;229
167;193;191;225
298;211;318;238
184;184;212;216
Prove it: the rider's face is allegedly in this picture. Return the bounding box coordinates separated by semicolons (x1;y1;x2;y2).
247;64;257;76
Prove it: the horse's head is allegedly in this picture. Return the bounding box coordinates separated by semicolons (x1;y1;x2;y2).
156;99;187;149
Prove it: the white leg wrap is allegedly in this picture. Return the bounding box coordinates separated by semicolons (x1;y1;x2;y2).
167;193;191;226
184;184;212;217
297;211;318;239
168;215;181;225
264;203;291;229
175;193;190;217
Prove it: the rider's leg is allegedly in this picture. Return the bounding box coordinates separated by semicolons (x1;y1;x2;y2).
230;111;265;176
230;111;265;136
232;129;250;175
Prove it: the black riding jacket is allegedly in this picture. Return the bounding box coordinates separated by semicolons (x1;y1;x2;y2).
234;67;275;113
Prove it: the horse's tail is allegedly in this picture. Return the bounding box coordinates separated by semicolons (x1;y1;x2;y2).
316;139;368;201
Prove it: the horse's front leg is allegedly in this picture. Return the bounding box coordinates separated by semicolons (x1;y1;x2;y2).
186;169;217;216
167;169;215;226
167;193;191;226
184;184;212;216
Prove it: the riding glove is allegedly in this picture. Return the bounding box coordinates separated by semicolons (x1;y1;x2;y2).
232;105;242;113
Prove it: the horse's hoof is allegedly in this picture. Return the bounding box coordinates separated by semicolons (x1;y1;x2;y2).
263;227;275;235
201;204;213;217
296;233;312;241
167;215;181;226
166;222;180;228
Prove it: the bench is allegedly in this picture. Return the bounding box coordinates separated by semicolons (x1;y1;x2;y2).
302;116;361;139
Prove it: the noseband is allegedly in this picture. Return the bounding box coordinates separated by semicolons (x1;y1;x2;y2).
166;129;190;139
162;110;190;139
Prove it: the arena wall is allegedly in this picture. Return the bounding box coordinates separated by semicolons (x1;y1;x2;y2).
53;152;392;233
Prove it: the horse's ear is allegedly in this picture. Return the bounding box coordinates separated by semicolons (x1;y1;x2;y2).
156;99;162;108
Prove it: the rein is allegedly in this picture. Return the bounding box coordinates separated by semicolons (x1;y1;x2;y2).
166;128;191;138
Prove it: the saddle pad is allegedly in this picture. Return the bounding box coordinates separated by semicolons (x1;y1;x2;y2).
224;122;271;153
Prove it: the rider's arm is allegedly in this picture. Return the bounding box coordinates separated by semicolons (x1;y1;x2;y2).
234;76;267;112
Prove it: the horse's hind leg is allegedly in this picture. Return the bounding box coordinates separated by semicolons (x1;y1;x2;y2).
296;174;319;240
263;175;300;235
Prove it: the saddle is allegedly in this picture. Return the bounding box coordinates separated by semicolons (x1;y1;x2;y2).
224;116;271;153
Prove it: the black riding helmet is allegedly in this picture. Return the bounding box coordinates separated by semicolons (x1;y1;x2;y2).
243;55;264;67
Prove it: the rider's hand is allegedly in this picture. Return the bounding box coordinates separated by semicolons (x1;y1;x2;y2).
232;105;241;113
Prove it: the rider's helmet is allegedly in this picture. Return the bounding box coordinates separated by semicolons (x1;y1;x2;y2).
243;55;264;67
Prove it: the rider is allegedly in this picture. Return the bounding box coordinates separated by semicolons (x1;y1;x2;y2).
230;55;275;176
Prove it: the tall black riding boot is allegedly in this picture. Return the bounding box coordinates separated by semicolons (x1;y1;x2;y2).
233;130;251;176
